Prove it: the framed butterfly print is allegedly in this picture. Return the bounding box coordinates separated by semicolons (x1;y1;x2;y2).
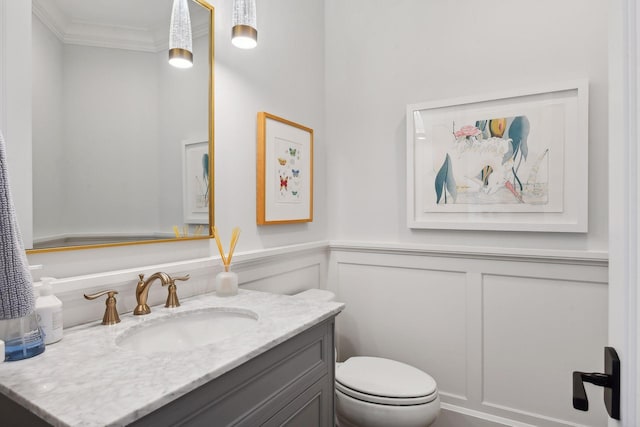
257;112;314;224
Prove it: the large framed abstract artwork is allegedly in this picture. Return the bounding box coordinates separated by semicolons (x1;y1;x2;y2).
406;80;588;232
257;112;314;225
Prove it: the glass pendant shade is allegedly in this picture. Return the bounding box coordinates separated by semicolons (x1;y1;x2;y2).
169;0;193;68
232;0;258;49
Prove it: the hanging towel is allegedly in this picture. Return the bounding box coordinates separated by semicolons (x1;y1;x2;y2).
0;131;35;320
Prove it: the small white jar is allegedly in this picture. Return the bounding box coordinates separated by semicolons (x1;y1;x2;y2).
216;266;238;296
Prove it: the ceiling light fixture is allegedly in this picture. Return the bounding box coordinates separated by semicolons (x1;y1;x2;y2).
232;0;257;49
169;0;193;68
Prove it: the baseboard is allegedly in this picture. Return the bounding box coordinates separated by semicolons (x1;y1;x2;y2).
434;403;538;427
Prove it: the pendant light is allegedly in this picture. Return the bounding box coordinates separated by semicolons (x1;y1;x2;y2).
169;0;193;68
232;0;258;49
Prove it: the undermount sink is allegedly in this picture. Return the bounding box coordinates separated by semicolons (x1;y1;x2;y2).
116;307;259;355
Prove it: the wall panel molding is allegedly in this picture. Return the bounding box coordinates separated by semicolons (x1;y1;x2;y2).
18;236;611;426
330;241;608;267
329;242;608;427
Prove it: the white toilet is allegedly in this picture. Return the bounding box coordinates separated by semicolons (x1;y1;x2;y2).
292;289;440;427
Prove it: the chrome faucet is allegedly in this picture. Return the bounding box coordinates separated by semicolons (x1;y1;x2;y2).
134;272;190;315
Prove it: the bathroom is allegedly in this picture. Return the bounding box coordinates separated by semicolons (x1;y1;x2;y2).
0;0;633;425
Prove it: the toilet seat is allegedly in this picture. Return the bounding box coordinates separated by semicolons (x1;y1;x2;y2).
335;357;438;406
336;381;437;406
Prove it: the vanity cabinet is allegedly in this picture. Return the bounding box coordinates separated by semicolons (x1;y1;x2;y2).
132;317;335;427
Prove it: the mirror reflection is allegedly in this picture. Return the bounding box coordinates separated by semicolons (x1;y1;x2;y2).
30;0;213;251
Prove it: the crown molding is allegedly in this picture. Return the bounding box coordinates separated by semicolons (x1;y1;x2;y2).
32;0;66;41
32;0;210;53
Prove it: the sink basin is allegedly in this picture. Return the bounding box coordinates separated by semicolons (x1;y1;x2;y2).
116;307;259;354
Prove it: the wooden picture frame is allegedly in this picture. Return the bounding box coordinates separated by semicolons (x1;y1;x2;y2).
257;112;314;225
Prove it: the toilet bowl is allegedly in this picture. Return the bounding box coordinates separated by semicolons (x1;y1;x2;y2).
336;356;440;427
292;289;441;427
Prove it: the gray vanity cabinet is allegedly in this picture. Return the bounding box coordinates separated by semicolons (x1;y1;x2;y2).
132;317;336;427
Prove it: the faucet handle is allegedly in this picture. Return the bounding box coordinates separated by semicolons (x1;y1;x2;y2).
84;290;121;325
163;274;190;308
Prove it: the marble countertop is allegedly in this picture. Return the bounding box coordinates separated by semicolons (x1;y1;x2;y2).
0;289;344;426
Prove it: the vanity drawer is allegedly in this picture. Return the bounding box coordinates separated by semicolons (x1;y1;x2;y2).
132;317;335;427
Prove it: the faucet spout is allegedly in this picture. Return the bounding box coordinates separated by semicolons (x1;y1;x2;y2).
134;272;171;315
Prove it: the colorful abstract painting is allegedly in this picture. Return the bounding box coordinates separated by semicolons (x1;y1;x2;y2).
435;115;549;207
407;82;589;232
183;140;210;224
417;101;566;214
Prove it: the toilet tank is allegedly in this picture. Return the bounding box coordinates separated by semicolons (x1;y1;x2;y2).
291;289;336;302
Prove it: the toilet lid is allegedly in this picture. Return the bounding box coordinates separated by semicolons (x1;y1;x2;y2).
335;357;437;402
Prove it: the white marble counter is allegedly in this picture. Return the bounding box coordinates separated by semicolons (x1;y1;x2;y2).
0;289;344;426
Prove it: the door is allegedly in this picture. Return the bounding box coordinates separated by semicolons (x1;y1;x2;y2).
609;0;639;426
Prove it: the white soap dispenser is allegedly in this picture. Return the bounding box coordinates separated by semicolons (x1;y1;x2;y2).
34;277;63;344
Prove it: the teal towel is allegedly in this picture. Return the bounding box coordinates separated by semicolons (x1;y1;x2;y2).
0;131;35;319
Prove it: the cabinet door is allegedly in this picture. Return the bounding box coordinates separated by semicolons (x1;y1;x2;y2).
131;319;334;427
263;378;333;427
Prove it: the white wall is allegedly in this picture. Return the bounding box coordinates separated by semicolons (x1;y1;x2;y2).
61;44;161;236
213;0;327;250
32;14;65;239
325;0;609;253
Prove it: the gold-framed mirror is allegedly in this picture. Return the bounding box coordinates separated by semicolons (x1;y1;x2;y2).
28;0;214;254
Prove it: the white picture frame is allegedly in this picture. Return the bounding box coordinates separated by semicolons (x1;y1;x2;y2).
406;80;589;232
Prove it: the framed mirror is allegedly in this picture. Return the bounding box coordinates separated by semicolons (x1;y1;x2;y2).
29;0;214;253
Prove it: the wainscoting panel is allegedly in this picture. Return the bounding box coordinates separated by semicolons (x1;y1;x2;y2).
239;251;324;296
337;263;468;399
44;240;608;426
482;274;608;427
328;243;608;427
53;242;328;328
